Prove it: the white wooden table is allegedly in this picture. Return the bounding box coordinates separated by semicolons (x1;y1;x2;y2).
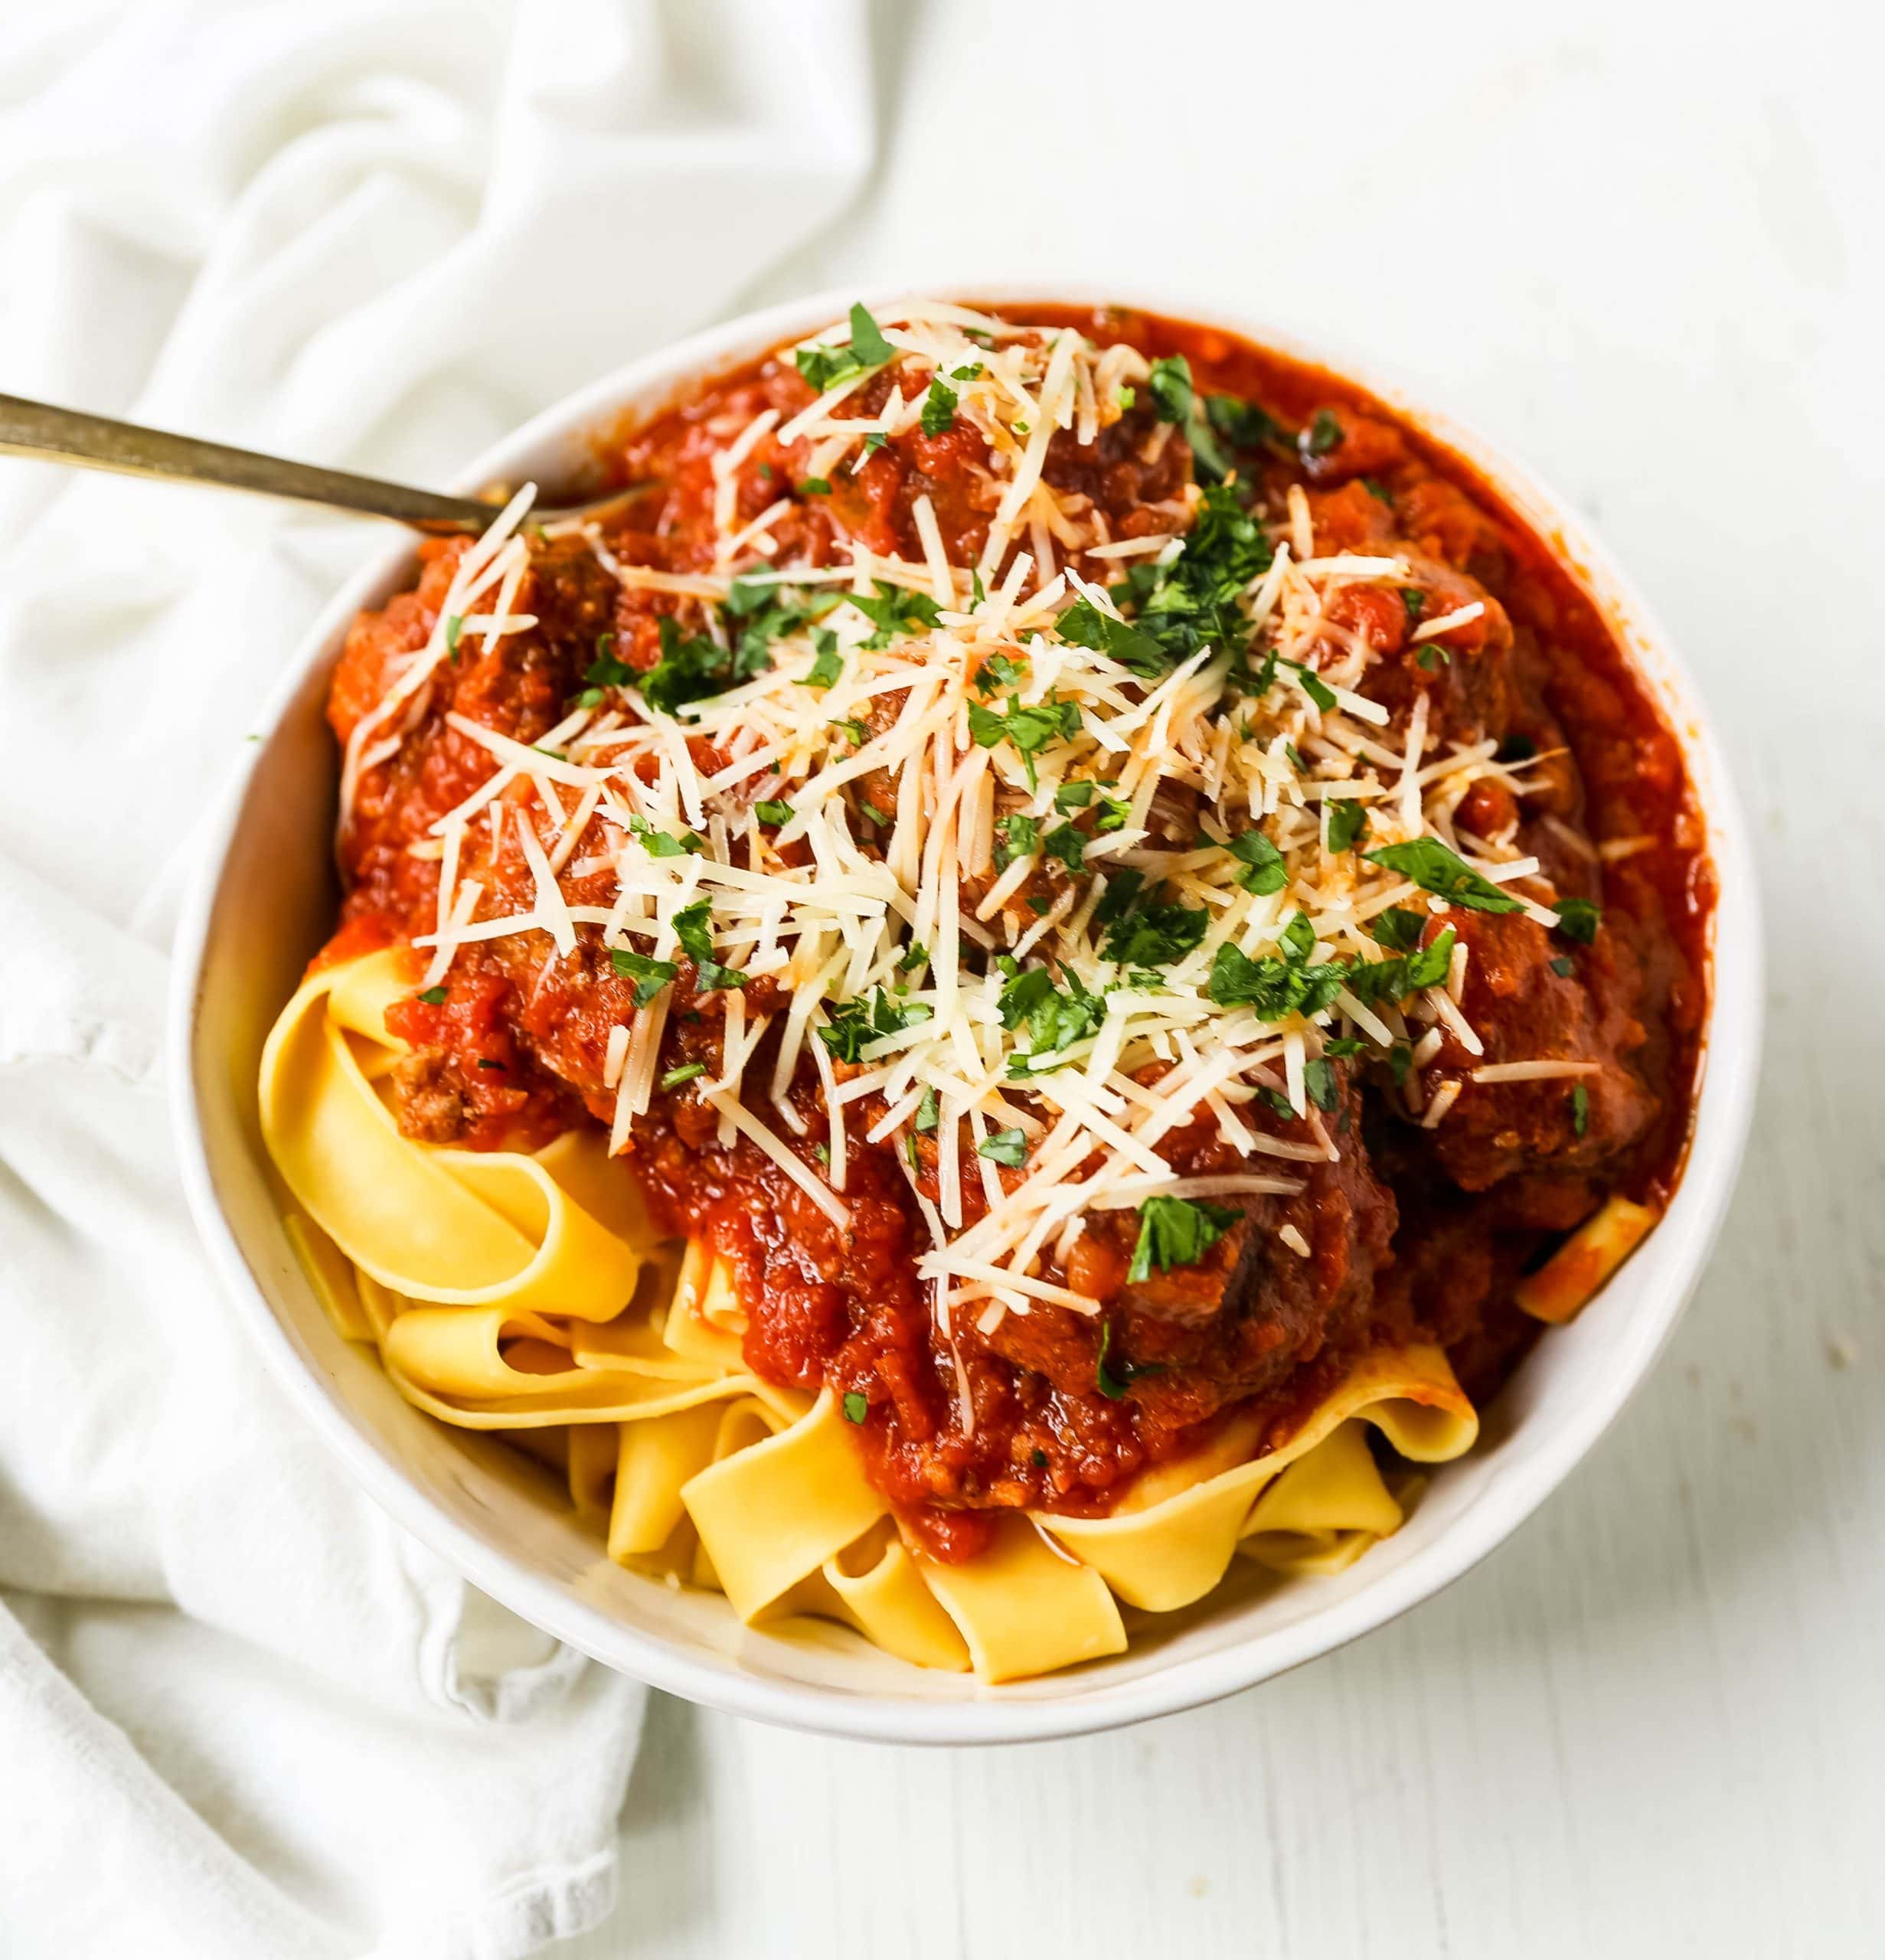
567;2;1883;1951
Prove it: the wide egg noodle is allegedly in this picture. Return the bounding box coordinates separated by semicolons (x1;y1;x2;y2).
259;951;645;1319
262;956;1486;1684
1034;1342;1479;1612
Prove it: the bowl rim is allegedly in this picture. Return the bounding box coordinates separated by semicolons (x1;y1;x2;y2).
168;281;1763;1746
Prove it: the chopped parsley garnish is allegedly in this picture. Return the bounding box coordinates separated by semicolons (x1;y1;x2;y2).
973;650;1028;694
817;988;933;1064
660;1062;707;1089
445;614;464;662
1125;1195;1239;1285
1570;1083;1590;1137
1043;822;1089;875
1369;906;1428;952
475;1057;506;1070
914;1085;939;1132
1283;658;1338;711
966;693;1083;789
417;985;448;1005
1146;355;1194;423
1553;897;1602;944
1140;354;1254;481
1204;394;1281;452
920;378;958;436
1343;926;1457;1006
795;302;894;392
999;967;1105;1072
854;431;888;468
1055;779;1096;812
724;571;842;675
1207;941;1348;1020
754;799;793;826
993;812;1038;868
978;1126;1028;1168
798;635;844;690
1093;867;1145;926
1094;1318;1167;1400
624;813;702;858
898;941;929;973
1549;954;1576;978
1303;409;1343;456
851;580;943;648
1303;1057;1339;1112
1031;1448;1049;1468
1363;478;1394;505
610;947;678;1008
1102;896;1209;969
799;476;831;495
828;717;869;746
1056;596;1168;679
671;900;714;965
1261;1086;1296;1121
1365;838;1524;913
1400;587;1426;624
636;616;747;718
950;362;984;380
842;1390;868;1424
1325;800;1370;853
1227;828;1287;895
1107;482;1273;667
585;633;631;690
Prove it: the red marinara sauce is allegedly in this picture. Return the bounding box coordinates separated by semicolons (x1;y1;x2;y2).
321;304;1712;1563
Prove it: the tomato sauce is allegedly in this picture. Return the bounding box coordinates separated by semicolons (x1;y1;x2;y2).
322;305;1711;1560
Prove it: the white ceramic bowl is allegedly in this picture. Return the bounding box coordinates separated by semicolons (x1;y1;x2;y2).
169;286;1762;1745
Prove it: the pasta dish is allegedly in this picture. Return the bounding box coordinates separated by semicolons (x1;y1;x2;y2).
259;299;1710;1681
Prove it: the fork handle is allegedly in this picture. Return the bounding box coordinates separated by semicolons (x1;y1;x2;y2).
0;393;505;534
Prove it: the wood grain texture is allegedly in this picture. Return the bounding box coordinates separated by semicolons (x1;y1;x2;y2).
563;0;1884;1950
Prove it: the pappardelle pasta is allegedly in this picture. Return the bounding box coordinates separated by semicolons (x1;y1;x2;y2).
260;299;1706;1681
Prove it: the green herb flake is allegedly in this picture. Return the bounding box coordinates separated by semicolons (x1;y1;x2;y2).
920;378;959;436
1284;658;1338;712
851;580;943;649
1549;954;1576;978
1364;838;1524;914
1057;595;1169;679
1369;906;1428;952
1227;828;1287;896
1125;1195;1240;1285
994;812;1039;869
1325;800;1370;854
1303;1056;1339;1112
754;799;794;826
417;986;448;1005
978;1126;1028;1168
966;693;1083;788
475;1057;506;1070
1401;586;1426;624
1055;779;1096;812
1031;1447;1049;1468
799;476;831;495
610;947;679;1008
660;1062;707;1089
817;988;934;1064
1043;821;1089;875
1102;897;1209;969
1571;1083;1590;1137
446;614;464;662
1553;897;1602;944
842;1390;868;1424
798;641;844;690
1303;410;1343;457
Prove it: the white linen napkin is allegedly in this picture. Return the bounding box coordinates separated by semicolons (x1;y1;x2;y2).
0;4;874;1954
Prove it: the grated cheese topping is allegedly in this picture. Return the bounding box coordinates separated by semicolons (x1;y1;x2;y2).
349;300;1586;1328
